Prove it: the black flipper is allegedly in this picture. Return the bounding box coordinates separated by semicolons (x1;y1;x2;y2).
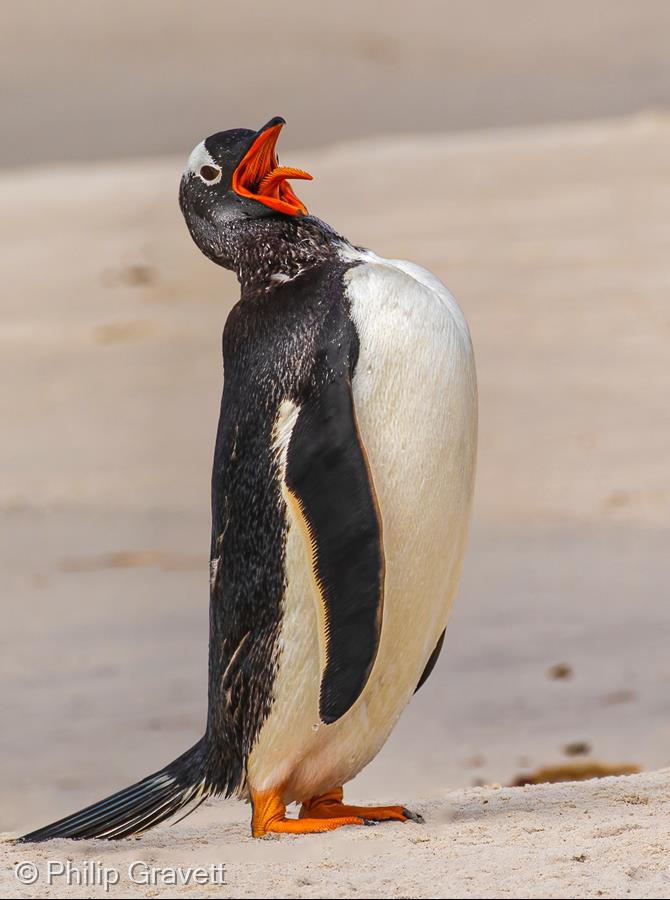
285;373;385;726
17;739;210;842
414;629;446;694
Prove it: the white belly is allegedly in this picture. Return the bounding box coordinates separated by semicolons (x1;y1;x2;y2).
247;251;478;802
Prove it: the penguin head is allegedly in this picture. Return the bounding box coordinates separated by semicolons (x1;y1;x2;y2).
179;116;312;265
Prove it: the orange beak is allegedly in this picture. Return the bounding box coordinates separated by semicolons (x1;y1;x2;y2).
231;121;312;217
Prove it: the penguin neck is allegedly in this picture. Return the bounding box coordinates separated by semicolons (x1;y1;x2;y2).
225;215;346;297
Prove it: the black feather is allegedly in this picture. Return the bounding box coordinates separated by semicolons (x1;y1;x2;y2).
17;740;210;842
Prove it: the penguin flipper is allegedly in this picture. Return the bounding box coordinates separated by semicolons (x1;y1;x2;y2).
414;629;446;693
284;378;384;725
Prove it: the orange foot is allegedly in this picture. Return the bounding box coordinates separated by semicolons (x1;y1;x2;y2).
251;788;364;837
300;786;424;824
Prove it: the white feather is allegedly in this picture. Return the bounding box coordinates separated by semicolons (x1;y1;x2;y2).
185;141;222;184
247;250;478;802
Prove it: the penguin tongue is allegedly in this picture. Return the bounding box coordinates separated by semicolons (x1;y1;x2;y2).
258;166;311;194
232;122;312;216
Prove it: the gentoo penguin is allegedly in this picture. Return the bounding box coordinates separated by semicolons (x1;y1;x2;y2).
19;116;477;841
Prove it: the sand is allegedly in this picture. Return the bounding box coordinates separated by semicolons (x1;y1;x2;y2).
3;0;670;167
1;115;669;895
3;771;670;898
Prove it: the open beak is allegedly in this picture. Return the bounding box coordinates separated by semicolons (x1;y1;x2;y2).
231;117;312;216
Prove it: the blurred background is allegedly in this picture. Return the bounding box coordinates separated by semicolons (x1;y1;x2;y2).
2;0;669;832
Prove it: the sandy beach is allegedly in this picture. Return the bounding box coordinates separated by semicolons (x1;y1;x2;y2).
3;1;670;168
0;112;668;894
3;770;670;898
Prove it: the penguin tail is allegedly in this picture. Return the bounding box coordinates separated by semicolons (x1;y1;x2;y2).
17;739;212;842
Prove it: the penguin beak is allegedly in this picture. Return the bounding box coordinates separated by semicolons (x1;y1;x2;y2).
231;117;312;217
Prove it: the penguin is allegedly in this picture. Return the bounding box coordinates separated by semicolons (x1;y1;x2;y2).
18;116;477;841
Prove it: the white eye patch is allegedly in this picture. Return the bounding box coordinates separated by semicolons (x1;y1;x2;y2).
185;141;222;185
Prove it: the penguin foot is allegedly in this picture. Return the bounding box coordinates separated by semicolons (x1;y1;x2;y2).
251;788;363;837
299;786;412;823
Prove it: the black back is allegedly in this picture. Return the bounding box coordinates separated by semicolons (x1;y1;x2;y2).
204;258;358;793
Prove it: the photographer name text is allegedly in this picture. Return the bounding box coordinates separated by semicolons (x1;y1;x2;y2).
14;859;227;891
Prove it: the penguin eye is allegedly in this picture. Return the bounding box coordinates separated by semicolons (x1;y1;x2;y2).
199;165;221;183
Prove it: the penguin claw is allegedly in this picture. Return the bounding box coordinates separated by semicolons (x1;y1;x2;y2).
362;818;379;826
402;807;425;824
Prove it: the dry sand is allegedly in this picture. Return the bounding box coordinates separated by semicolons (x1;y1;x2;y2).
3;770;670;898
3;0;670;167
1;115;669;895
